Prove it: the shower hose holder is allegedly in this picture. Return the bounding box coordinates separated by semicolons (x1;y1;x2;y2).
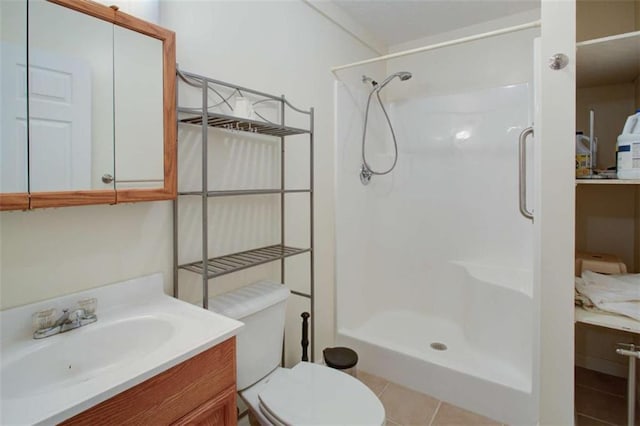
360;165;372;185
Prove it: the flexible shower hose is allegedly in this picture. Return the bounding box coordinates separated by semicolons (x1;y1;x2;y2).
361;88;399;175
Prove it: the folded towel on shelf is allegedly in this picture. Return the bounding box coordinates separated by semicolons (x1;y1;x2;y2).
575;271;640;321
574;281;608;316
574;285;595;308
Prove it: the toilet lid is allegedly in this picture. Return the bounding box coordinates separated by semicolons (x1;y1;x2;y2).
258;362;385;426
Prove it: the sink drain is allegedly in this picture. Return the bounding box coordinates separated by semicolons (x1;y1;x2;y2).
430;342;447;351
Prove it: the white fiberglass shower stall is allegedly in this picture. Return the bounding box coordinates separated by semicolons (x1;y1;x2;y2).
334;20;548;425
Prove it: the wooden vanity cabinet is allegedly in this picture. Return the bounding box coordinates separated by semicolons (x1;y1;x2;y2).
172;386;237;426
61;337;237;426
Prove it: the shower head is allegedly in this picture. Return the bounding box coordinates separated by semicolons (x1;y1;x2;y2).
376;71;412;91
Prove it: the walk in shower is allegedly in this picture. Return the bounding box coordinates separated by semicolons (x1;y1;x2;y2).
334;23;540;425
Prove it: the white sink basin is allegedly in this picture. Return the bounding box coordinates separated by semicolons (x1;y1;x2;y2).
0;273;243;425
2;316;174;399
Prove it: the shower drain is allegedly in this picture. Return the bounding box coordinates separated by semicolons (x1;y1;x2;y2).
430;342;448;351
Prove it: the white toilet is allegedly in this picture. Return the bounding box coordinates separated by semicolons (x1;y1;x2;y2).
209;280;385;426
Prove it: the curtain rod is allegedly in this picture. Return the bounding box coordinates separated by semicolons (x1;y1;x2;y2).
331;20;541;76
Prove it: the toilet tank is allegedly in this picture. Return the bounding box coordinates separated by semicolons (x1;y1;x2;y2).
208;280;290;390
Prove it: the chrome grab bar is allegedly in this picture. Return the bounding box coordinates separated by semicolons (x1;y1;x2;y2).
518;126;534;220
616;343;639;426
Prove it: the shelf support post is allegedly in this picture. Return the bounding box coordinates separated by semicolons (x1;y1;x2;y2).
173;68;180;299
201;78;209;309
309;107;315;362
280;96;286;286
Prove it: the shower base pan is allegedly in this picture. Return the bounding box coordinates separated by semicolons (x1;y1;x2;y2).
337;310;535;425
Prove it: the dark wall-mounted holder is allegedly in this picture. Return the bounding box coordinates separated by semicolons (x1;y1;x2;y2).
301;312;310;362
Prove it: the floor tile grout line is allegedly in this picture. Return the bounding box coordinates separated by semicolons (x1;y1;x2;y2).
363;372;501;425
575;383;626;399
576;412;620;426
428;400;442;426
378;381;398;425
378;382;389;397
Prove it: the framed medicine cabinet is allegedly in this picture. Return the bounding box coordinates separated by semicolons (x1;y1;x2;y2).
0;0;176;211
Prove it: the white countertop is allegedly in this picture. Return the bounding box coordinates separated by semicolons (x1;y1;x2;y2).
0;273;243;425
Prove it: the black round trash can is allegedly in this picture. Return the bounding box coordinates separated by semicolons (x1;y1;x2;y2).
323;346;358;377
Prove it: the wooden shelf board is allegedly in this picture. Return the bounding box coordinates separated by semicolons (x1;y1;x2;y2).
576;31;640;88
576;179;640;185
575;306;639;334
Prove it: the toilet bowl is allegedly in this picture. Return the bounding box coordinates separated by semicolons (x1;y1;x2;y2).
209;280;385;426
240;363;384;425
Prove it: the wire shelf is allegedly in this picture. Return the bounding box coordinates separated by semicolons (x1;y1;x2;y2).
175;69;316;359
179;244;311;279
178;111;309;137
179;189;311;197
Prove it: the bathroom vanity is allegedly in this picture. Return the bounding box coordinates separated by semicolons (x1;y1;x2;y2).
0;274;243;425
62;338;237;425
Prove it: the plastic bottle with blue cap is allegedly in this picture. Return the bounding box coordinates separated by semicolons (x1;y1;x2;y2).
616;109;640;180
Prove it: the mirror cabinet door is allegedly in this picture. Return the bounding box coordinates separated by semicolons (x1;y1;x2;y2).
114;25;164;191
28;0;115;196
0;0;174;210
0;0;29;210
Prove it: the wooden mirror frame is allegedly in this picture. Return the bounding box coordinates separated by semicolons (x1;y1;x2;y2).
0;0;176;211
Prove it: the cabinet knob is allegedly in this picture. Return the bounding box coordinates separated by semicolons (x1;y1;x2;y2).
102;174;114;184
548;53;569;70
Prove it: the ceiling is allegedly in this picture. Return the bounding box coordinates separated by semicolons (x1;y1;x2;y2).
332;0;540;47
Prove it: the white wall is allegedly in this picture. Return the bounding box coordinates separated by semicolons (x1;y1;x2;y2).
0;1;377;367
0;202;174;309
389;9;540;53
95;0;160;24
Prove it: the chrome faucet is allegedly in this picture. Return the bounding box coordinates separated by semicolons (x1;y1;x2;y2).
33;299;97;339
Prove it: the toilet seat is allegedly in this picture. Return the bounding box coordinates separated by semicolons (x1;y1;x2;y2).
245;362;384;426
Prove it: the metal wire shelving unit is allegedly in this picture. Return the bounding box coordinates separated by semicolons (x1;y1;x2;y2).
173;68;315;359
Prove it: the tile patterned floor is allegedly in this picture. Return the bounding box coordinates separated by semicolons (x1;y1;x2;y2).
239;369;502;425
241;367;636;425
358;370;502;426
